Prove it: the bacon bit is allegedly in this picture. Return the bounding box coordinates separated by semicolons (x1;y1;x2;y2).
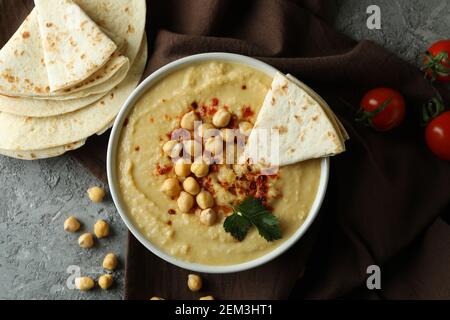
156;164;173;175
242;106;254;119
123;118;129;127
211;98;219;106
168;209;176;215
191;101;198;109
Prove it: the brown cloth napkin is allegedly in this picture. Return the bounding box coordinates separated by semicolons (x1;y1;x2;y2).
1;0;449;300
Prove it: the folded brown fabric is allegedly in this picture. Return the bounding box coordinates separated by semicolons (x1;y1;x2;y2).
2;0;445;299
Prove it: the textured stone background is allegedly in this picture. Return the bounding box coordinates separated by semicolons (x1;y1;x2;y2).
1;0;449;300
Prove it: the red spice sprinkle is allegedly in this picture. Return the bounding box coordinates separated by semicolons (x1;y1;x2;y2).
242;106;254;119
156;164;173;175
227;114;239;129
211;98;219;106
168;209;176;215
191;101;198;109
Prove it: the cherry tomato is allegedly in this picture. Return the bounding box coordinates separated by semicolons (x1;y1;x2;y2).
422;40;450;82
425;111;450;161
358;88;406;132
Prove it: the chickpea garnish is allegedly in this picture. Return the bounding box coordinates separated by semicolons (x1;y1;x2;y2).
191;161;209;178
163;140;182;158
221;128;236;143
87;186;106;203
160;178;181;197
212;108;231;128
75;277;95;291
94;219;110;238
199;208;217;226
78;233;94;248
174;159;191;177
199;296;215;300
98;274;114;290
239;121;253;136
187;274;202;292
102;253;118;271
196;190;214;209
183;140;202;158
177;191;194;213
183;177;201;195
204;136;223;155
197;123;215;138
180;111;198;130
63;216;80;233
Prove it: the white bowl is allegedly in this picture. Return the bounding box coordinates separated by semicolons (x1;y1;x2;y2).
107;53;330;274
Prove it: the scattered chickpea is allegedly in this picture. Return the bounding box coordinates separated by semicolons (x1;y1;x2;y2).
197;123;215;138
180;111;198;130
103;253;118;271
75;277;95;291
199;208;217;226
94;219;110;238
177;191;194;213
196;190;214;209
204;136;223;155
87;186;106;203
221;128;236;143
183;140;202;158
183;177;201;195
212;108;231;128
78;233;94;248
191;161;209;178
160;178;182;197
239;121;253;136
163;140;180;157
150;297;164;300
174;159;191;177
187;274;203;292
199;296;215;300
98;274;114;290
63;216;80;233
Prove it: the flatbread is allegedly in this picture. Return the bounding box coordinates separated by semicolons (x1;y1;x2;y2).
0;140;86;160
0;8;128;99
245;73;345;166
35;0;117;92
0;36;148;151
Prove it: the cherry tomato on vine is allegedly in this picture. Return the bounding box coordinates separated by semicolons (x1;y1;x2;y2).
423;97;450;161
356;88;406;132
422;40;450;82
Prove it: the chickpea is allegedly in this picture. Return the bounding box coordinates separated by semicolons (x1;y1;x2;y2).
94;219;110;238
174;159;191;177
103;253;118;270
191;161;209;178
187;274;202;292
75;277;94;291
204;136;223;155
160;178;181;197
239;121;253;136
63;216;80;232
177;191;194;213
199;208;217;226
183;177;201;195
98;274;114;290
87;186;106;203
212;108;231;128
150;297;164;300
196;190;214;209
163;140;179;156
183;140;202;158
221;128;236;143
199;296;215;300
78;233;94;248
197;123;215;138
180;111;198;130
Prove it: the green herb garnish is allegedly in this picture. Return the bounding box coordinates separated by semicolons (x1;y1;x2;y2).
223;197;282;242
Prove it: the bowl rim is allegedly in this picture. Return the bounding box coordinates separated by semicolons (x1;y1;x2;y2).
107;52;330;274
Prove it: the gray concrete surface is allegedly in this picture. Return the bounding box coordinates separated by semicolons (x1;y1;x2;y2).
1;0;449;300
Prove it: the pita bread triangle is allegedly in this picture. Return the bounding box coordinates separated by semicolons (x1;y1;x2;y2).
35;0;117;92
245;73;346;167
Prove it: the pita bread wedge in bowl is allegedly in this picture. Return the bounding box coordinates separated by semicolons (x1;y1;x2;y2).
244;72;348;167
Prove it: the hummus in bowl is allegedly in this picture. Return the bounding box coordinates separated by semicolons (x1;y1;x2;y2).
107;53;329;273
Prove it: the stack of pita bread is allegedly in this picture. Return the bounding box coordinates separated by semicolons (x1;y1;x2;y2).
245;73;349;166
0;0;147;160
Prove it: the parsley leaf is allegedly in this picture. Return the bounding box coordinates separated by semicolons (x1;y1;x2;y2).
223;197;282;242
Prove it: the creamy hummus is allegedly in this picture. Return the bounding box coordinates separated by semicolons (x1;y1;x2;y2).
117;61;321;265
